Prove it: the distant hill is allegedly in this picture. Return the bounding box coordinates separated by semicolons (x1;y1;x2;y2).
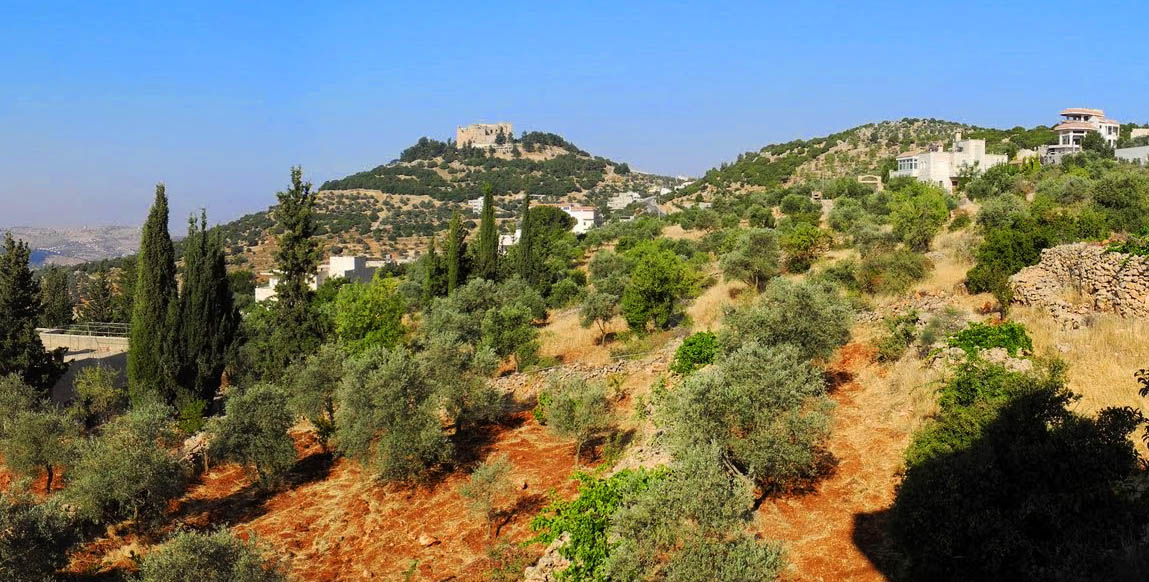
673;118;1056;200
1;225;140;267
214;132;685;272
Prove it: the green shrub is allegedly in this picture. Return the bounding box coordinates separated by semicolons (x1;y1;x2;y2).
136;529;286;582
892;360;1149;580
875;311;919;362
529;469;664;581
0;495;81;582
947;321;1032;357
670;331;719;375
948;210;972;231
719;278;851;361
857;251;932;295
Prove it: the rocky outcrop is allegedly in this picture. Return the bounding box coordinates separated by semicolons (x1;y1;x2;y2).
1010;243;1149;326
523;533;572;582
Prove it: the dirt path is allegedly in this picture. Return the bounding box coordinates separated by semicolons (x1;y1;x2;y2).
754;343;915;582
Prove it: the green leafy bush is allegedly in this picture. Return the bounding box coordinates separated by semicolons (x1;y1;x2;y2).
529;469;664;581
137;529;286;582
892;360;1149;580
947;321;1032;357
670;331;719;375
875;311;919;362
857;251;932;295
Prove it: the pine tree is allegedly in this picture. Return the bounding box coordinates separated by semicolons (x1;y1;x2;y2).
79;269;117;323
476;183;498;280
128;184;179;405
516;192;537;284
0;233;66;391
445;209;466;293
178;212;238;401
270;166;322;366
112;257;136;323
38;266;73;328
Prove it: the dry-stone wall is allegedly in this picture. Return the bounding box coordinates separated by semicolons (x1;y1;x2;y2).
1010;243;1149;326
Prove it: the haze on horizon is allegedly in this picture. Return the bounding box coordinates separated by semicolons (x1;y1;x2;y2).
2;0;1147;228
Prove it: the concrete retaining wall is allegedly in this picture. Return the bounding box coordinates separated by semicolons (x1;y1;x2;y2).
39;332;130;353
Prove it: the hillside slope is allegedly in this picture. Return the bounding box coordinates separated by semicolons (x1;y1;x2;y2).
216;132;684;271
674;118;1055;201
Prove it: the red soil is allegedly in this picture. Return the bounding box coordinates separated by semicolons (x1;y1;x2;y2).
754;342;908;582
70;413;581;581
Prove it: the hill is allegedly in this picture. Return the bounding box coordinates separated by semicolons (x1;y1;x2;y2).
672;118;1056;201
216;132;685;271
0;225;140;266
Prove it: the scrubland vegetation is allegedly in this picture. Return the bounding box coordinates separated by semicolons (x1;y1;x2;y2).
4;128;1149;582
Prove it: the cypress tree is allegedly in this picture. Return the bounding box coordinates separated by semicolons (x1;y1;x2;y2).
445;209;466;293
128;184;178;405
476;183;498;280
423;235;439;305
178;212;238;401
0;232;66;391
516;192;536;284
38;266;74;328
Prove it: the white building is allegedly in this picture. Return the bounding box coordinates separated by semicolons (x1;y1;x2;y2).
608;191;641;210
467;197;485;215
498;229;521;252
558;204;600;234
1132;128;1149;140
889;133;1007;192
1117;145;1149;165
254;255;379;302
1044;107;1120;163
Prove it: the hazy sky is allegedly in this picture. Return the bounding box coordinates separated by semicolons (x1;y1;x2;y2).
2;0;1147;228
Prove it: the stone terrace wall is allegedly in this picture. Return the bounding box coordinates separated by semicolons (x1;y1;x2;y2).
1009;243;1149;325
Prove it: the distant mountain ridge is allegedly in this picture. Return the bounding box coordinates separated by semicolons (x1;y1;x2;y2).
1;225;140;266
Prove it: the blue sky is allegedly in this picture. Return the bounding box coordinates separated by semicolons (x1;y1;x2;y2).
1;0;1147;227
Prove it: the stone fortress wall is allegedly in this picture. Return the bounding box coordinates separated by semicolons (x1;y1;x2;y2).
456;122;513;148
1009;243;1149;326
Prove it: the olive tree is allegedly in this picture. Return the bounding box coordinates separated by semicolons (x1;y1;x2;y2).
579;291;619;345
458;453;514;537
606;443;784;581
719;278;851;361
66;403;187;529
0;495;81;582
285;343;346;451
136;529;286;582
334;346;451;481
208;383;297;488
540;377;613;465
719;228;780;290
659;342;832;489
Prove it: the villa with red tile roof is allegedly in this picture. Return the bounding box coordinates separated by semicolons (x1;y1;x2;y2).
1045;107;1120;162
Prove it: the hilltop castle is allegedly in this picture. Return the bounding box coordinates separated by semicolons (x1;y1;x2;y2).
456;122;513;149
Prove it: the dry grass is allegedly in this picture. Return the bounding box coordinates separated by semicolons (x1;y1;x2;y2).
538;307;620;366
661;224;705;241
686;276;747;331
1011;306;1149;427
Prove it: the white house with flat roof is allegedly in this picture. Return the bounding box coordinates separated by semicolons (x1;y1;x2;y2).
558;204;600;234
889;133;1007;192
254;255;378;302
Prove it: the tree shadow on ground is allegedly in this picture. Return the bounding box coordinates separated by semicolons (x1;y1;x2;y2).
493;493;549;538
173;449;335;531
